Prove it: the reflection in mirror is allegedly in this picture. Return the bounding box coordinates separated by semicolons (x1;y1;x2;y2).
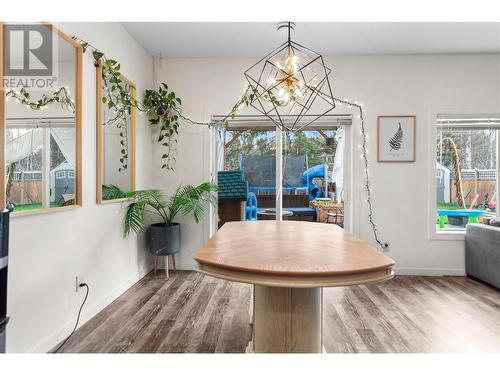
97;63;136;203
3;25;82;214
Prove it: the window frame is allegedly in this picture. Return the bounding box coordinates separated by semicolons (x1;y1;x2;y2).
55;171;66;179
428;113;500;240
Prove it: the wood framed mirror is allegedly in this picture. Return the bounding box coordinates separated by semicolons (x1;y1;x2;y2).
0;23;82;215
95;60;136;203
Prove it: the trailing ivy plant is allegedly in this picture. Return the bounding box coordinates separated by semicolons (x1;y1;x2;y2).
74;37;137;171
14;36;259;173
224;85;255;126
5;35;266;173
74;37;264;172
75;37;183;171
140;85;260;170
5;86;75;113
101;63;134;172
142;84;181;170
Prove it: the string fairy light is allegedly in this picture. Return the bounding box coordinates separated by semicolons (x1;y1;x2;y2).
173;91;387;250
151;86;387;250
331;97;387;250
5;34;386;250
4;79;386;250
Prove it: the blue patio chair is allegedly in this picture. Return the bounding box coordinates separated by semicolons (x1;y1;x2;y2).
245;192;258;221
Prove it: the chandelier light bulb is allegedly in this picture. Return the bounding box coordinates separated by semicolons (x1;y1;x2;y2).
271;52;307;104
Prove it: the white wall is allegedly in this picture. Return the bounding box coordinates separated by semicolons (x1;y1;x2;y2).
155;54;500;274
6;23;155;352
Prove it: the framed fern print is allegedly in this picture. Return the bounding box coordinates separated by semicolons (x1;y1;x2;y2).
377;116;416;162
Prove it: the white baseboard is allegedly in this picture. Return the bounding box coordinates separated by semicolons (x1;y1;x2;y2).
394;267;466;276
155;261;196;271
176;261;196;271
28;269;151;353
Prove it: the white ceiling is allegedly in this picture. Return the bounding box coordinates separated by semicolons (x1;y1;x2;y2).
122;22;500;58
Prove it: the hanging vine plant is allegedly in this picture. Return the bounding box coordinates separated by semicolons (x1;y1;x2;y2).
141;84;255;170
142;84;181;170
74;37;137;171
5;86;75;112
74;37;260;171
100;61;134;172
75;37;187;171
12;36;255;172
5;37;280;174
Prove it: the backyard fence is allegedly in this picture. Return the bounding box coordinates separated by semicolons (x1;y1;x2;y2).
6;171;42;204
450;179;496;206
7;180;42;204
448;169;496;206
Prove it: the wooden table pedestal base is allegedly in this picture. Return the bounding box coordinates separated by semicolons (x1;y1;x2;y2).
252;285;322;353
195;222;395;353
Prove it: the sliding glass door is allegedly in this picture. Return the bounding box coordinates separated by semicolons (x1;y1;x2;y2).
212;115;351;233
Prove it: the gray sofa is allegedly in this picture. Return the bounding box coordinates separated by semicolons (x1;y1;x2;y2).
465;223;500;290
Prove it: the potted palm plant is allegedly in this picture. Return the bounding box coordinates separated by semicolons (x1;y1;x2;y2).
123;182;217;258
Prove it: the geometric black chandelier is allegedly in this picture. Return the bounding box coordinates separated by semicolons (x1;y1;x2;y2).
244;22;336;132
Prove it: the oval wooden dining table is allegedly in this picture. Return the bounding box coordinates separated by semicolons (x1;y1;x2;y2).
194;221;395;353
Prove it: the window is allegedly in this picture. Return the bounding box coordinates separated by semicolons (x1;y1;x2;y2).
435;115;499;232
2;23;82;214
5;124;76;211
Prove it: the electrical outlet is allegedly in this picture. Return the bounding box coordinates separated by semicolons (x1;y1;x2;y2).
75;275;84;292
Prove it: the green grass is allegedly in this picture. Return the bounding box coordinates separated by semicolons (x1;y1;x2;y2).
437;203;460;210
13;203;42;212
13;202;63;212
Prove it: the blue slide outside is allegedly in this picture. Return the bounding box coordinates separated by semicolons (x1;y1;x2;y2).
302;164;325;201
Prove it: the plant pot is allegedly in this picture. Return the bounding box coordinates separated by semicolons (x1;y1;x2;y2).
148;223;181;256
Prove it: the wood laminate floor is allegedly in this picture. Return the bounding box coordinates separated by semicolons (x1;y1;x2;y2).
57;271;500;353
